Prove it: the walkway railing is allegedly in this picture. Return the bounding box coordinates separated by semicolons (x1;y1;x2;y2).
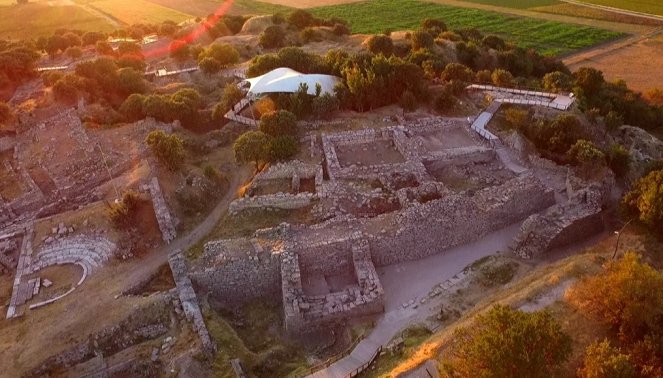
347;345;383;378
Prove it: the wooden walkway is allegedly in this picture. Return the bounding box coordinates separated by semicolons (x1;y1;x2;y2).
224;98;259;127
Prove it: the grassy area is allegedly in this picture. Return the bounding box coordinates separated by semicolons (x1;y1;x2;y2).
532;3;663;26
311;0;624;55
142;0;292;18
88;0;193;24
0;3;115;39
231;0;293;15
579;0;663;16
456;0;560;9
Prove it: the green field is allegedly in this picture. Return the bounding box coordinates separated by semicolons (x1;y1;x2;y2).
456;0;560;9
311;0;624;55
0;3;115;39
143;0;292;18
89;0;193;24
580;0;663;16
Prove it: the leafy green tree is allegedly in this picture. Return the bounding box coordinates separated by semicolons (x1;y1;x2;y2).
443;305;572;378
567;139;605;165
233;131;270;169
543;71;573;93
213;83;245;120
268;135;299;161
366;35;393;56
119;93;146;121
198;43;239;68
622;171;663;237
259;110;297;137
199;56;222;75
259;26;286;49
578;339;636;378
145;130;185;171
117;67;146;96
568;252;663;343
312;93;339;120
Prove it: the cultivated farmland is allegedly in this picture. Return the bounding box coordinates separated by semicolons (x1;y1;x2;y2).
311;0;623;55
0;3;115;39
579;0;663;16
455;0;560;9
144;0;293;17
88;0;193;24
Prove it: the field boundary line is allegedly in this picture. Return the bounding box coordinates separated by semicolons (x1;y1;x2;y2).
560;0;663;22
563;26;663;66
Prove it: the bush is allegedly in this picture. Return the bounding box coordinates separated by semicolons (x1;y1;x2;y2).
65;47;83;59
120;93;146;121
107;191;141;229
288;9;316;29
259;26;286;49
199;56;222;75
443;305;572;377
198;43;239;68
269;135;299;161
441;63;474;83
145;130;185;171
366;34;393;56
259;110;297;137
567;139;605;165
312;93;339;120
578;339;636;378
505;107;529;130
622;170;663;237
213;83;245;120
411;30;434;50
607;144;631;178
433;87;455;112
332;23;350;36
491;68;515;87
421;19;447;35
300;27;322;43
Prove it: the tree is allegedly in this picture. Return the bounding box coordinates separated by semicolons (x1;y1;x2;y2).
95;41;114;56
574;67;605;99
604;111;623;134
107;191;141;229
300;27;321;43
607;144;631;178
63;32;82;47
198;43;239;68
482;35;506;50
199;56;222;75
145;130;185;171
312;93;339;120
443;305;572;378
622;170;663;237
400;90;417;112
567;252;663;343
233;131;270;169
82;31;105;46
53;74;81;103
433;86;456;113
117;41;142;57
366;35;393;56
644;88;663;107
213;83;245;120
578;339;636;378
169;40;190;61
491;68;515;87
120;93;146;121
543;71;573;93
411;30;434;50
567;139;605;165
259;26;286;49
268;135;299;161
259;110;297;137
117;67;146;96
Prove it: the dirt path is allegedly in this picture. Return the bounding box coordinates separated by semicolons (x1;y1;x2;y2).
560;0;663;21
120;166;251;290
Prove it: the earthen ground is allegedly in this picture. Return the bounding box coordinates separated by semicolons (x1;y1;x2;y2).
566;34;663;93
418;128;477;151
0;164;23;201
250;178;292;196
336;140;405;167
25;264;82;304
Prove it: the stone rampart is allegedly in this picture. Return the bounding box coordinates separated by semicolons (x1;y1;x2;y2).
229;192;316;215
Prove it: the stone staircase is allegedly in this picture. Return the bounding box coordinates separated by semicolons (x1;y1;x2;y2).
30;235;116;277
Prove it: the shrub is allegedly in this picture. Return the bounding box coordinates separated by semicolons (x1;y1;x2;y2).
259;26;286;49
259;110;297;137
433;86;455;113
288;9;316;29
578;339;636;378
441;63;474;83
481;35;506;50
213;83;245;119
543;71;573;93
491;68;515;87
604;110;623;134
65;47;83;59
366;34;393;56
120;93;146;121
107;191;141;229
145;130;185;171
411;30;434;50
312;93;339;120
567;139;605;165
199;56;222;75
300;27;322;43
622;170;663;237
505;107;529;130
421;19;447;35
198;43;239;68
332;23;350;36
268;135;299;161
443;305;572;377
607;144;631;178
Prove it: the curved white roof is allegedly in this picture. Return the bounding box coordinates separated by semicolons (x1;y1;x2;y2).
245;67;341;96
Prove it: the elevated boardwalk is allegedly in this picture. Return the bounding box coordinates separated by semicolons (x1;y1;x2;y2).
225;98;259;127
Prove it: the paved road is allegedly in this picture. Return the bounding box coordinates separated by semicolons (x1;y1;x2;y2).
308;224;522;378
120;167;251;290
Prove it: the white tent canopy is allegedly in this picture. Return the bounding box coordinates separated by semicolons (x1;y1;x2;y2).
244;67;341;97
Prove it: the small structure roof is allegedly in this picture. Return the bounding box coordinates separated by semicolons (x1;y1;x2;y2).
244;67;341;97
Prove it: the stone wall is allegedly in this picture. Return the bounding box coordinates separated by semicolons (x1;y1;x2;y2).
147;177;177;243
229;192;316;215
168;250;216;356
189;238;281;304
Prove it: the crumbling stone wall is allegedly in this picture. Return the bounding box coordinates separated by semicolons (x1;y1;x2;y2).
229;192;316;214
189;238;281;304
